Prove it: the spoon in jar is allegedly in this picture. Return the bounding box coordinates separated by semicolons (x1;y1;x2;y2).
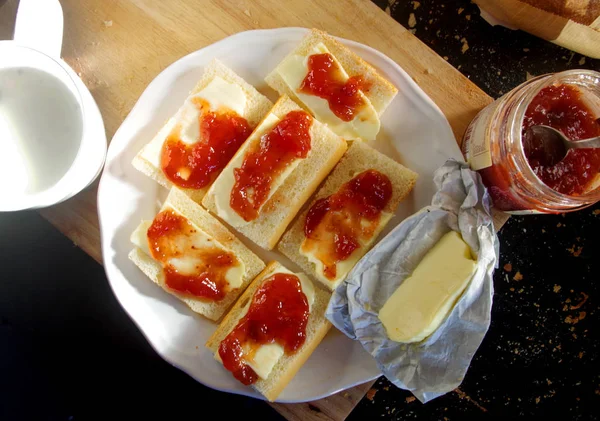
523;125;600;167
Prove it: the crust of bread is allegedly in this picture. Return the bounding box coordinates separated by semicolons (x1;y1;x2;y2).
206;261;332;401
278;141;418;291
202;95;348;250
265;28;398;118
128;188;265;321
132;59;273;203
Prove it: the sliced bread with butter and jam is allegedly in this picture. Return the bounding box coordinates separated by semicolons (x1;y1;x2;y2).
206;261;331;402
278;141;418;291
129;187;265;321
265;28;398;141
202;95;348;250
133;59;273;204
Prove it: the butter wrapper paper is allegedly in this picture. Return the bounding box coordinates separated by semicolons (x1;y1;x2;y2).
326;160;499;402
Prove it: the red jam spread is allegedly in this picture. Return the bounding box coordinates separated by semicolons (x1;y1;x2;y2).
302;170;392;280
230;110;313;222
147;209;238;301
299;53;369;122
522;84;600;195
161;97;251;189
218;273;310;385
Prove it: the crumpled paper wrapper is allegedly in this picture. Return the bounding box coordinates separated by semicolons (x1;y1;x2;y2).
326;160;500;403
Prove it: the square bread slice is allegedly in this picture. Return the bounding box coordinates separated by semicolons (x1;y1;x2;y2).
128;187;265;321
265;28;397;141
278;141;418;291
132;59;273;204
205;261;332;402
202;95;348;250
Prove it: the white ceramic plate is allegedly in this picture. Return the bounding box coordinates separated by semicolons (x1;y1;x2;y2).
97;27;462;403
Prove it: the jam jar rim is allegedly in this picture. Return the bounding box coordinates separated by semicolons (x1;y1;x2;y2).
508;69;600;205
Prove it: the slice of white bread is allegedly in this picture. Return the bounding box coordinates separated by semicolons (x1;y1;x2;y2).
132;59;273;204
128;187;265;321
202;95;348;250
278;141;418;291
265;29;398;127
206;261;332;401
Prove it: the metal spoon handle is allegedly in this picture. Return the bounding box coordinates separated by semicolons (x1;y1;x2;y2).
570;136;600;150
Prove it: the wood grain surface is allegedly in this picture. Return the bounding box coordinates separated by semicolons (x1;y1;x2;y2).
0;0;502;419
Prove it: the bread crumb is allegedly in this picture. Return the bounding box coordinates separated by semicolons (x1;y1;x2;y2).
103;20;113;27
578;351;584;358
593;209;600;215
557;222;562;227
513;271;523;281
567;245;583;257
553;285;561;293
465;15;471;20
565;312;585;325
504;263;512;272
460;37;469;54
523;48;530;52
569;292;589;310
535;397;540;404
546;379;552;385
406;396;416;403
366;388;378;401
412;1;420;10
408;13;417;28
579;57;585;65
243;9;251;17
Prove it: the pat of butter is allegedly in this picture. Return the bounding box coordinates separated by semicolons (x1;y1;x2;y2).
217;266;315;380
301;211;393;285
130;203;245;290
275;43;380;141
378;231;477;343
140;76;248;168
212;113;306;227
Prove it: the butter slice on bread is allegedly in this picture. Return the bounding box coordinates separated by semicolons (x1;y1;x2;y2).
132;59;272;204
265;29;397;141
206;261;332;402
202;95;347;250
278;141;418;291
128;187;265;321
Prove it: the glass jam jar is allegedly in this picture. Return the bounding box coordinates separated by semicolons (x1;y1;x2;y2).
462;70;600;214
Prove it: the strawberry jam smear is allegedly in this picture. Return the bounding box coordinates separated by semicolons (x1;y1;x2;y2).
299;53;369;122
147;209;237;301
303;170;392;280
218;273;309;385
230;110;313;222
522;84;600;196
161;98;251;189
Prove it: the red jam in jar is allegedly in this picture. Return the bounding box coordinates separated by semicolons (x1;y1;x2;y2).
462;70;600;214
218;273;310;385
522;85;600;196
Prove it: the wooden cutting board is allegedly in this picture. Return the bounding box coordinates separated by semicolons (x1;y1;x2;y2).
0;0;502;419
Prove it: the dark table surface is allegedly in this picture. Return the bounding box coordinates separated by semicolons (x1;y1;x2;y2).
1;1;599;420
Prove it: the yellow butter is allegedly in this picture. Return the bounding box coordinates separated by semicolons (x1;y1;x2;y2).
378;231;477;343
140;76;248;168
130;203;245;290
275;43;380;141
